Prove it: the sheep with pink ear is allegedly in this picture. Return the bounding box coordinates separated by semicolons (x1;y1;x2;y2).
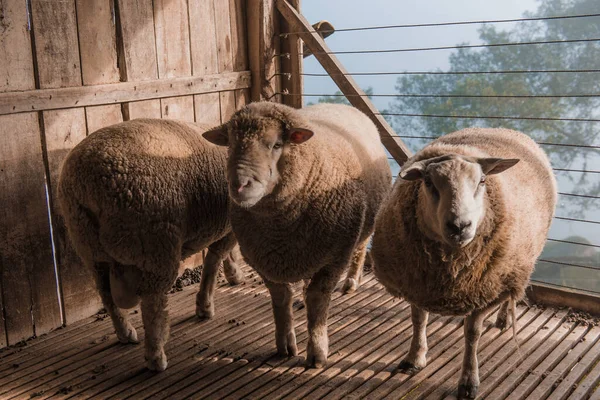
203;101;392;368
371;127;557;399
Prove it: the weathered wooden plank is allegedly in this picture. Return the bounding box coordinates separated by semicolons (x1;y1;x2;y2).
188;0;218;75
85;105;123;133
76;0;119;86
279;0;303;108
161;96;195;122
0;71;251;116
0;0;61;345
220;91;237;122
235;88;250;109
0;0;36;348
0;114;56;346
115;0;161;119
125;99;162;120
154;0;196;123
76;0;123;130
230;0;249;72
248;0;281;102
31;0;91;328
194;92;221;126
214;0;234;73
276;0;412;164
527;282;600;317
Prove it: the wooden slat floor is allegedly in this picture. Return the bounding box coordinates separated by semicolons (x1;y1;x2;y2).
1;267;599;400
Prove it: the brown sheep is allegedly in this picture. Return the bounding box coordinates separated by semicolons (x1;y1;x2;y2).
203;102;392;367
58;118;244;371
371;127;556;399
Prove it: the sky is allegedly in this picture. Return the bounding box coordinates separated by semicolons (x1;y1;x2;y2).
300;0;598;248
302;0;539;110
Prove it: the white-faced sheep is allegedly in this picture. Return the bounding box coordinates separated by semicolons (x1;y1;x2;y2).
203;102;392;367
58;118;245;371
371;127;556;399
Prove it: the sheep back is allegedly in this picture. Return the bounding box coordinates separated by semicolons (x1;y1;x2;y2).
58;118;231;273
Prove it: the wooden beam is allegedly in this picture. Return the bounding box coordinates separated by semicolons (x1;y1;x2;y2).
276;0;412;164
527;283;600;317
0;71;251;116
279;0;302;108
247;0;280;102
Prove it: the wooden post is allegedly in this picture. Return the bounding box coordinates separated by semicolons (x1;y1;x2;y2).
247;0;280;102
276;0;412;164
279;0;302;108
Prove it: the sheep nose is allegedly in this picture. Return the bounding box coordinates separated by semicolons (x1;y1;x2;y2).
237;176;253;193
446;220;472;235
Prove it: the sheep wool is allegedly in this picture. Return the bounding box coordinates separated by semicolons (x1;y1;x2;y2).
58;118;243;371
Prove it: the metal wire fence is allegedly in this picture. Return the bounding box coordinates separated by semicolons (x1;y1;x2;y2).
281;11;600;294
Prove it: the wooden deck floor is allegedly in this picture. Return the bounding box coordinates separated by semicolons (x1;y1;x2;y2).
1;268;599;400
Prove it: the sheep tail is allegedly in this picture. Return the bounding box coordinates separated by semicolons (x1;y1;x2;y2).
510;297;523;361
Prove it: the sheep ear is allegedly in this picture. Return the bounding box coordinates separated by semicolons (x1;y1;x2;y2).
478;158;520;175
400;164;424;181
286;128;314;144
203;126;229;146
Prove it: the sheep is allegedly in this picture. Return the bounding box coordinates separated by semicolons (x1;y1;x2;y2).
371;127;557;399
202;102;392;367
57;118;245;371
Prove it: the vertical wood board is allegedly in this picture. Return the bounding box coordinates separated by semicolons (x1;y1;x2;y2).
31;0;90;329
219;90;236;122
194;92;221;126
153;0;194;122
214;0;234;73
0;0;62;344
188;0;218;75
116;0;160;119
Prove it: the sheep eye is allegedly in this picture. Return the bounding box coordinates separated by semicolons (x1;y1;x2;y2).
272;142;283;150
479;175;486;185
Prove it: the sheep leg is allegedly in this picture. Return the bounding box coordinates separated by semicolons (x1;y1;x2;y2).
196;234;237;319
458;308;487;399
399;304;429;374
263;277;298;357
93;262;139;344
305;266;345;368
141;292;169;371
342;238;368;294
494;300;510;330
222;245;245;286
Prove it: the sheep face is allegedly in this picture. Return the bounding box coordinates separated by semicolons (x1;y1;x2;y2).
203;109;314;208
401;155;518;248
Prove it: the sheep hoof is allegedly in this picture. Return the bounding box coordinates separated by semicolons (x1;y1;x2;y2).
342;278;359;294
457;383;479;399
398;360;423;375
276;331;298;358
306;344;327;369
146;353;168;372
196;303;215;320
305;353;327;369
494;316;508;331
116;325;139;344
224;271;245;286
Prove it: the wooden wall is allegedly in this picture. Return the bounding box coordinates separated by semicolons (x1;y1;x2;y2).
0;0;257;348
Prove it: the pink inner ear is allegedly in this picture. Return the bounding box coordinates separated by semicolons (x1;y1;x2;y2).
289;129;313;144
